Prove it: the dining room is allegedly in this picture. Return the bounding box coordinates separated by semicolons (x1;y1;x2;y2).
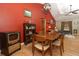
0;0;79;56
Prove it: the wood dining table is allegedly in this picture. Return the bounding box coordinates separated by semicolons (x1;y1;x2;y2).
34;31;61;55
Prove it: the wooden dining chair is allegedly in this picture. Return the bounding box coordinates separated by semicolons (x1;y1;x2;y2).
52;34;64;56
32;34;50;56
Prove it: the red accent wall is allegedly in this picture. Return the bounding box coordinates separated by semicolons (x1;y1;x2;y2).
0;3;55;42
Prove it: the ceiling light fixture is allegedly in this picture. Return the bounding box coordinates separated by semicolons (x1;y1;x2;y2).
43;3;51;12
65;5;79;15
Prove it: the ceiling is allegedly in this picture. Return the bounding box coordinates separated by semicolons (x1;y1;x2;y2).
52;0;79;14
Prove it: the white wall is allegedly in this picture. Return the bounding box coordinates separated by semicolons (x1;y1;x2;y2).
49;3;79;35
56;14;79;35
50;3;61;20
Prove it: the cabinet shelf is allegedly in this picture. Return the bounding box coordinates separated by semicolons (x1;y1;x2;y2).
23;23;36;45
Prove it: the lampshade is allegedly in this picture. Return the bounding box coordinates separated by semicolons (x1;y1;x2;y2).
48;25;51;29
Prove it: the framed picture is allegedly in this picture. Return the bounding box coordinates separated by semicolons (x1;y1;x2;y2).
24;10;32;18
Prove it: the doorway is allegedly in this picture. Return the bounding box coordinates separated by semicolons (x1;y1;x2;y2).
61;21;72;34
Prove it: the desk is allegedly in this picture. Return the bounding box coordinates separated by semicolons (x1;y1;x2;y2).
34;31;61;55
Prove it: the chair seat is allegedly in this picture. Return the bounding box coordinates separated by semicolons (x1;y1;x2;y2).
35;42;49;51
52;40;60;46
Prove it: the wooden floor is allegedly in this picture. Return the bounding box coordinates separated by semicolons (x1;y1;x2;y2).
1;35;79;56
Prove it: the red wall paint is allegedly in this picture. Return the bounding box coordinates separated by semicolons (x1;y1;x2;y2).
0;3;55;42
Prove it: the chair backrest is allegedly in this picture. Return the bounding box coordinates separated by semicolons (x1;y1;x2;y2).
32;34;48;47
32;34;50;56
34;35;46;42
58;34;64;45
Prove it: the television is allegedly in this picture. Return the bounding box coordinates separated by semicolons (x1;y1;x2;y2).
7;32;20;45
0;32;21;55
24;10;32;18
